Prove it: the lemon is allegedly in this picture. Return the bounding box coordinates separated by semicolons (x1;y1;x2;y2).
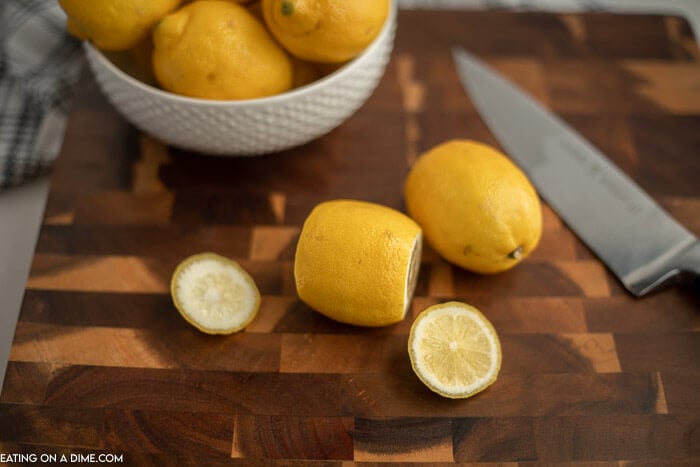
294;200;422;327
171;253;261;334
58;0;182;51
153;1;293;100
409;301;501;399
262;0;390;63
404;139;542;274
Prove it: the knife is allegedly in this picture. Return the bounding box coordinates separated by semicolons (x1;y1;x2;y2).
452;47;700;297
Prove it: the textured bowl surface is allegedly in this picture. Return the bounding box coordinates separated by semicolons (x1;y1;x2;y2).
84;2;397;156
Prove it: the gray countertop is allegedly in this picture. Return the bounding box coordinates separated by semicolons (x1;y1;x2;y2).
0;176;50;384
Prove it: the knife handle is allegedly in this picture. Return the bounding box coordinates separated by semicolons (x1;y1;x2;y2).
680;240;700;293
632;239;700;296
683;240;700;292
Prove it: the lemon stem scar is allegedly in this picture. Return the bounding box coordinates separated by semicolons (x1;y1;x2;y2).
508;246;523;260
281;1;294;16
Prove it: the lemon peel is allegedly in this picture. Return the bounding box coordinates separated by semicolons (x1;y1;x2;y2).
58;0;182;51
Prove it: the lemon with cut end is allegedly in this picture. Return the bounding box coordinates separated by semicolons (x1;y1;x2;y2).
409;301;501;399
294;200;422;327
405;139;542;274
59;0;183;51
153;0;293;100
262;0;390;63
171;253;261;334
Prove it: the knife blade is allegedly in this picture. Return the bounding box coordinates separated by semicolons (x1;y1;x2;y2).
452;47;700;297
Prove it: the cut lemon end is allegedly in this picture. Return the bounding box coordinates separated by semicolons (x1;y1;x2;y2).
408;301;501;399
403;232;423;318
171;253;261;334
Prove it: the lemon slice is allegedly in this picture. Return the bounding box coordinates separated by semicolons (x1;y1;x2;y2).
408;301;501;399
171;253;261;334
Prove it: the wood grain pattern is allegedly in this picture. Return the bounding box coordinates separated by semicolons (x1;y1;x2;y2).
2;10;699;465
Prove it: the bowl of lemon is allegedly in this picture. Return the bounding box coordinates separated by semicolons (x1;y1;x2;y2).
66;0;397;155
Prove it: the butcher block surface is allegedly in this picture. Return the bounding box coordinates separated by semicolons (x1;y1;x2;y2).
2;10;700;465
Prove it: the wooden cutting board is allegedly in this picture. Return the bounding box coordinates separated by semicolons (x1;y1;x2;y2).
2;10;699;464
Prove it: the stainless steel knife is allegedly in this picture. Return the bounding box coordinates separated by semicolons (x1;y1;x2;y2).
452;47;700;297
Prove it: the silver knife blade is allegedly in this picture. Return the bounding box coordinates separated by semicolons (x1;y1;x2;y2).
452;47;700;297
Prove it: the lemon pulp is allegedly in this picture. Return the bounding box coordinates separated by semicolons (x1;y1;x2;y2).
171;253;260;334
409;301;501;398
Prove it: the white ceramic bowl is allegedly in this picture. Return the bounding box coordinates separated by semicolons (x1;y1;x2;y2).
83;1;397;156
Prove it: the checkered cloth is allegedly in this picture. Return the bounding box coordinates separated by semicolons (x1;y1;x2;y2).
0;0;83;190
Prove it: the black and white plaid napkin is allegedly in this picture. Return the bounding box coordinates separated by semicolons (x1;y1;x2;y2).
0;0;83;190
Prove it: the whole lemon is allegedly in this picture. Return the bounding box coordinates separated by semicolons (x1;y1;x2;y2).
262;0;390;63
294;200;422;327
404;140;542;274
58;0;182;51
153;1;293;100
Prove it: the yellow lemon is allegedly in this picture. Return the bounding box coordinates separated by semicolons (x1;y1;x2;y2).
58;0;182;51
171;253;261;334
294;200;422;327
262;0;390;63
404;139;542;274
409;301;501;399
153;0;293;100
